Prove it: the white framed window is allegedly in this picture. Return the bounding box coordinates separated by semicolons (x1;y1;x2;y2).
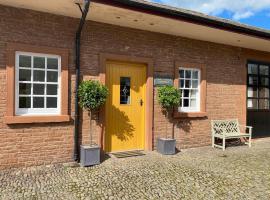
178;68;200;112
15;52;61;116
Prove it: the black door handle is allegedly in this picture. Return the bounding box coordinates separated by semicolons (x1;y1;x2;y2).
140;99;143;106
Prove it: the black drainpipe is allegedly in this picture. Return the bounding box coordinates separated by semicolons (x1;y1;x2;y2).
74;0;91;162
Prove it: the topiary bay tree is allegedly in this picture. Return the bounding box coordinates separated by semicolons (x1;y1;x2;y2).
157;85;181;138
157;85;180;155
78;80;109;146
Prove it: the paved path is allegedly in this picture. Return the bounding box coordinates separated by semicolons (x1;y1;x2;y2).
1;139;270;200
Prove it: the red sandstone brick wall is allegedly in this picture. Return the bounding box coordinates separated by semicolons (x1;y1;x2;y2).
0;5;263;169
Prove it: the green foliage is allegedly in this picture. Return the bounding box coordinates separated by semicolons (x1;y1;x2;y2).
157;85;181;110
78;80;109;111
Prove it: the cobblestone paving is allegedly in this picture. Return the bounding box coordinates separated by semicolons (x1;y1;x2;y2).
1;139;270;200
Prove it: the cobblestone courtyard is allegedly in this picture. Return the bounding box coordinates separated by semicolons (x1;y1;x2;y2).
1;139;270;200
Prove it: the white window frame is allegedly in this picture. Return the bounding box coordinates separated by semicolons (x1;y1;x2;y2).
178;67;201;112
15;51;61;116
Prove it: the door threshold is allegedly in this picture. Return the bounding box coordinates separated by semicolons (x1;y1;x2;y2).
108;150;145;158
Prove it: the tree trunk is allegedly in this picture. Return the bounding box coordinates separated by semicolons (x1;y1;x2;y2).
165;110;168;138
89;111;93;146
171;110;175;139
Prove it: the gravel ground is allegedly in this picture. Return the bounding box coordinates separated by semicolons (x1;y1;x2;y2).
1;139;270;200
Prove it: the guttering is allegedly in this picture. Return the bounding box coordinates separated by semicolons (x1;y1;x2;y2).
74;0;91;162
94;0;270;40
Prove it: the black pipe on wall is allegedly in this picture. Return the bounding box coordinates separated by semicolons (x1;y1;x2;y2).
74;0;91;162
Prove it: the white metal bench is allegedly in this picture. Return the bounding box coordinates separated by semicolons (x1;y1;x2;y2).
211;119;252;151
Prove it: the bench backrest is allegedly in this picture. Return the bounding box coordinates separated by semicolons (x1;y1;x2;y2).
211;119;240;136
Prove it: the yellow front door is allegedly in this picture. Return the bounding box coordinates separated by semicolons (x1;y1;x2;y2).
105;61;146;152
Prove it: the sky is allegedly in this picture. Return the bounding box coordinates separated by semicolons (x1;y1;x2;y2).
149;0;270;30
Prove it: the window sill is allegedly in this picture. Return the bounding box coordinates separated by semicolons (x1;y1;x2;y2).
173;112;207;118
4;115;70;124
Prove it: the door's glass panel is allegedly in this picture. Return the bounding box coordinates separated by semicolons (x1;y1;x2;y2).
19;97;31;108
259;87;269;98
33;57;45;69
260;65;269;75
19;55;31;68
247;99;258;109
260;77;269;86
248;76;258;85
259;99;269;109
248;64;258;74
247;87;257;98
120;77;131;105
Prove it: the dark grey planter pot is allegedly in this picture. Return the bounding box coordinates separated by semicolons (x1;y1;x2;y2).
157;138;176;155
80;145;100;167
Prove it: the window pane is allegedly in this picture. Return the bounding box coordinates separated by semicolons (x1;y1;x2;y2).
179;70;185;78
260;65;269;75
185;70;191;78
247;99;258;109
190;99;197;107
259;88;269;98
47;84;58;95
19;97;31;108
19;83;31;95
33;84;45;95
33;70;45;82
120;77;131;105
248;76;258;85
185;80;191;88
259;99;269;110
247;87;257;98
47;97;57;108
179;79;184;88
192;71;198;79
33;57;45;69
183;90;190;98
190;90;198;98
47;58;58;69
47;71;58;82
183;99;189;107
260;77;269;87
19;55;31;68
248;64;258;75
33;97;44;108
19;69;31;81
192;80;198;88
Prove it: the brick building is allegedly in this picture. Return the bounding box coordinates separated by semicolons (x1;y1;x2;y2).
1;0;270;169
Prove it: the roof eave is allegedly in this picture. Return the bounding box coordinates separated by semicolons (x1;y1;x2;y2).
93;0;270;40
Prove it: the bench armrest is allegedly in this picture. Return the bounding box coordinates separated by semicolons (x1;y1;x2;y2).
239;125;253;135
